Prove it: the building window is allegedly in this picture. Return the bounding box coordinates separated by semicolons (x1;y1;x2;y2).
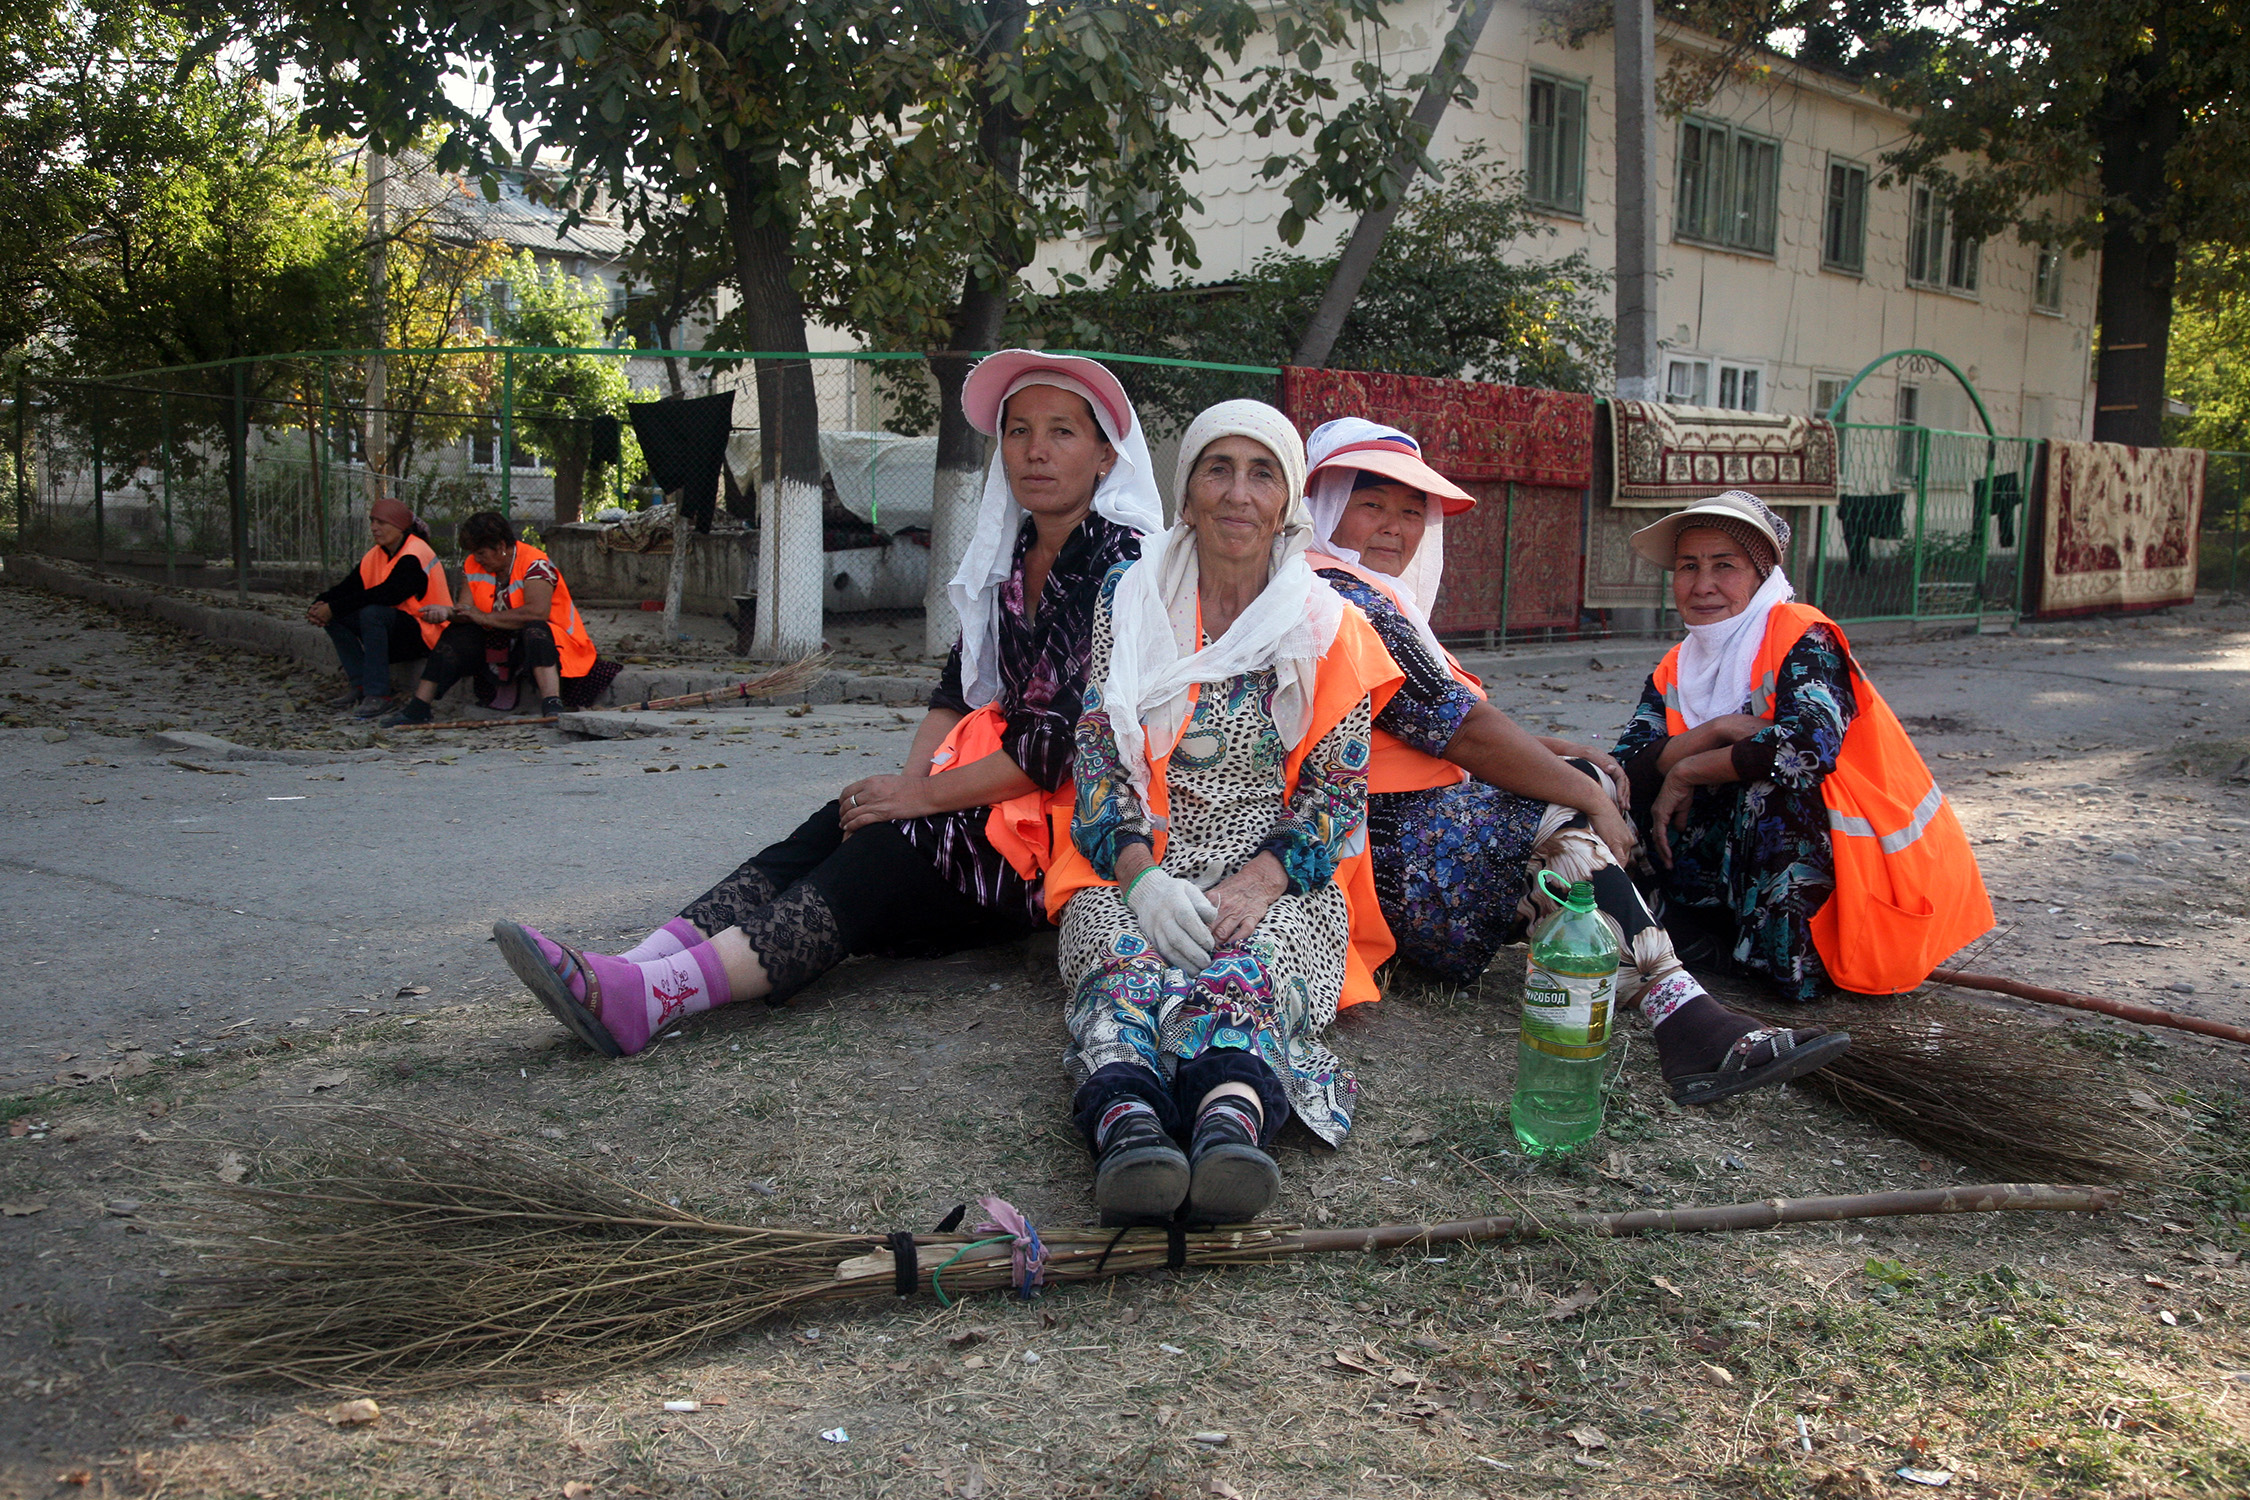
1676;118;1780;254
2034;245;2064;313
1716;363;1762;411
1526;72;1587;214
1907;184;1980;293
1894;384;1921;477
1665;357;1710;406
1813;375;1850;423
1822;158;1867;274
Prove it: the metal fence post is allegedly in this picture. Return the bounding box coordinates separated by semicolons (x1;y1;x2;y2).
11;378;25;545
1811;505;1829;609
231;358;249;603
90;388;105;565
161;392;175;585
499;348;514;518
312;361;328;573
1497;480;1516;644
1909;425;1930;620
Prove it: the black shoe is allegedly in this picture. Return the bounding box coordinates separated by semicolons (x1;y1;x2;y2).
378;698;433;727
539;696;566;717
1093;1114;1189;1227
326;687;364;711
1185;1108;1280;1224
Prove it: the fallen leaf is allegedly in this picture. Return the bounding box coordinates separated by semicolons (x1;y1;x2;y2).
216;1152;248;1184
1571;1454;1613;1470
1651;1275;1685;1299
958;1355;987;1370
308;1070;350;1093
1701;1363;1735;1387
1543;1283;1604;1320
1565;1424;1610;1451
119;1050;155;1078
1207;1482;1245;1500
3;1197;47;1216
563;1483;597;1498
324;1398;381;1427
55;1472;90;1487
7;1120;26;1137
947;1327;991;1348
396;984;430;998
1334;1347;1385;1377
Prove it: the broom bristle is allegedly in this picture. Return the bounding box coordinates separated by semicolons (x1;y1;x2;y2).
1752;1001;2167;1184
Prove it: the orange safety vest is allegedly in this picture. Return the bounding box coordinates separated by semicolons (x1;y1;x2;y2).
1649;602;1993;996
1310;551;1487;795
927;701;1068;887
1043;606;1404;1008
358;534;452;650
464;542;597;678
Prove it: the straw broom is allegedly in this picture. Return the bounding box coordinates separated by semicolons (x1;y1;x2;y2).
169;1112;2119;1394
388;650;832;730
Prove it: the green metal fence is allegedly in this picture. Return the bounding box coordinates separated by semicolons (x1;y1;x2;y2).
1808;424;2041;623
2204;451;2250;598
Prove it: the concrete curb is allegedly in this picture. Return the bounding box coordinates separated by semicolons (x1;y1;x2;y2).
2;553;932;710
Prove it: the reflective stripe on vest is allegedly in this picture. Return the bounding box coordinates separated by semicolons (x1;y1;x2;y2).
1828;781;1945;854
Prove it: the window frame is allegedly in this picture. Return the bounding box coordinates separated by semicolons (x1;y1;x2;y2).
1906;182;1981;296
1665;356;1712;407
1525;69;1589;216
1715;361;1764;412
1812;374;1851;424
2033;244;2065;314
1674;116;1782;256
1821;155;1868;275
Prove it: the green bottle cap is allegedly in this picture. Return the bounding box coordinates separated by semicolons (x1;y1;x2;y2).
1566;881;1596;913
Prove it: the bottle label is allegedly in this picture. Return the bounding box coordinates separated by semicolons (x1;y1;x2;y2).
1522;964;1613;1060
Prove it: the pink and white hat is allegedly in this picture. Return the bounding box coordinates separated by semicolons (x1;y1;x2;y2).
962;350;1136;440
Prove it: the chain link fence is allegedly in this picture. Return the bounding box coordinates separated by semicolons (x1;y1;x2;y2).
3;359;2232;661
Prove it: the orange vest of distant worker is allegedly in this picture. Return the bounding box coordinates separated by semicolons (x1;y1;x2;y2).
358;534;453;650
1650;602;1993;995
464;542;597;678
1310;551;1488;795
1043;606;1404;1008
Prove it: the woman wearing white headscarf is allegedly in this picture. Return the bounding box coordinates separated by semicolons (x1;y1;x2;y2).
1046;400;1400;1226
493;352;1164;1059
1614;491;1988;1033
1300;423;1845;1107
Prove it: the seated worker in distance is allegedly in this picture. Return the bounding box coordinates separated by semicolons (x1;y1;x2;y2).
1301;420;1847;1106
491;350;1164;1056
1048;400;1396;1226
1614;489;1994;1002
380;510;616;725
306;496;451;719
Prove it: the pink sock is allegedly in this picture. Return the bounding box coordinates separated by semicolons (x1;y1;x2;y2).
618;918;702;964
523;929;729;1056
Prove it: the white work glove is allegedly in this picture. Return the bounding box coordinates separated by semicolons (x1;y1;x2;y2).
1125;866;1218;975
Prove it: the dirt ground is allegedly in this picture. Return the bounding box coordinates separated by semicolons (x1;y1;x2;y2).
4;581;2250;1499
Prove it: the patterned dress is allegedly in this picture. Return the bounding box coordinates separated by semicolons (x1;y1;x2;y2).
1318;570;1549;985
1060;566;1372;1146
1612;622;1860;1001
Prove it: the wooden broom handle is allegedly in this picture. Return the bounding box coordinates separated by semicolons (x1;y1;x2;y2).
1931;967;2250;1047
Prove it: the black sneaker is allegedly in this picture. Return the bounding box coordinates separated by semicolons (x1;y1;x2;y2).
539;696;566;717
1093;1113;1189;1227
377;698;433;727
1185;1108;1280;1224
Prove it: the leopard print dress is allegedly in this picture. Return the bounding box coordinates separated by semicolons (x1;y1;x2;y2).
1059;569;1370;1146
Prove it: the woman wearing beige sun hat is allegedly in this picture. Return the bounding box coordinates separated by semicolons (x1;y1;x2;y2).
1611;490;1992;1037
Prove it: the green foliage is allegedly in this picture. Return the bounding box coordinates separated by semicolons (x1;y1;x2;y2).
1022;157;1614;426
4;0;364;450
2166;246;2250;454
493;253;640;484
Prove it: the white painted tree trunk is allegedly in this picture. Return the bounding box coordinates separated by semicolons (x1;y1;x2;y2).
921;460;984;657
753;475;824;659
661;509;690;643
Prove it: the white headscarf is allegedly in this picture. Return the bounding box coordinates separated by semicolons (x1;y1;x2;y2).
1671;563;1796;729
1102;399;1345;809
1303;417;1450;671
946;371;1164;707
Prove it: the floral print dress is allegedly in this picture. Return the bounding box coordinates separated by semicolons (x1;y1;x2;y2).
1059;566;1372;1146
1611;622;1860;1001
1318;570;1549;985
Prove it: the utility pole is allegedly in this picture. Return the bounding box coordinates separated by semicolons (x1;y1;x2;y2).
364;144;389;503
1613;0;1662;403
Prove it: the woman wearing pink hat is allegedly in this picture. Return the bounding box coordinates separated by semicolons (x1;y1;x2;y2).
1302;423;1845;1107
492;351;1165;1057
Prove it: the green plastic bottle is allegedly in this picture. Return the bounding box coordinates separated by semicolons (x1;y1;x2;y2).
1512;871;1621;1155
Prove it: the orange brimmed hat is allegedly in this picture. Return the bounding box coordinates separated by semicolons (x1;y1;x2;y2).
1304;422;1476;515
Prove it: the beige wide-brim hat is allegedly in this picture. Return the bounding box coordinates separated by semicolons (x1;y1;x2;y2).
1627;489;1791;570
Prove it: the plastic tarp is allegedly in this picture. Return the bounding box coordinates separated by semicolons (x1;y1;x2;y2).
819;431;939;533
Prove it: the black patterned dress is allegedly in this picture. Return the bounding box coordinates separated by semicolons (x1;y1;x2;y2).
1611;622;1859;1001
1318;570;1548;985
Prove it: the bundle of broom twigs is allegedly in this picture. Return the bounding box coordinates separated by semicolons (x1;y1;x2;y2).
170;1111;2118;1393
389;650;832;730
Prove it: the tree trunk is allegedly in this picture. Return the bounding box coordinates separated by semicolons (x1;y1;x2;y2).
1291;0;1498;370
551;448;585;526
721;158;825;659
2090;31;2183;449
921;0;1031;659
